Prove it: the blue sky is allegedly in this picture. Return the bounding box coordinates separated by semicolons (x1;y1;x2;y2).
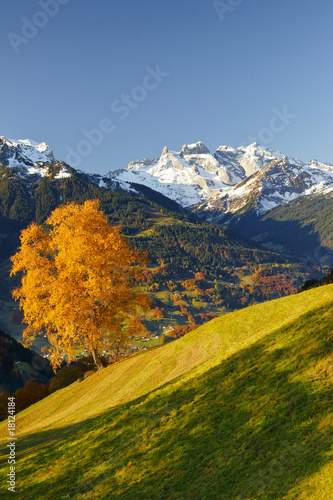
1;0;333;174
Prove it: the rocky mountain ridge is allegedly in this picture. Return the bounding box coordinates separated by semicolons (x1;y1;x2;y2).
108;141;333;214
108;141;289;207
198;156;333;222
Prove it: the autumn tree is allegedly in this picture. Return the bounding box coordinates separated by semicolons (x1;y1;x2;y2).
10;200;148;370
152;306;165;320
15;379;49;412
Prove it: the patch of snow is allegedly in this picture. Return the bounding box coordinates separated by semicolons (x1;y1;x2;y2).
54;168;71;179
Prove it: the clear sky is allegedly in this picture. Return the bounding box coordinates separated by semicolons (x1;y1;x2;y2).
1;0;333;175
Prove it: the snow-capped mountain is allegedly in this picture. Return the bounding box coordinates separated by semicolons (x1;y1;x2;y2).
198;156;333;221
3;135;333;222
0;136;71;179
109;142;288;207
2;134;333;265
108;142;223;206
109;141;333;215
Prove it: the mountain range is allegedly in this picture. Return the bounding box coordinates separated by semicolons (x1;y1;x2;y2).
108;141;283;207
107;139;333;265
108;141;333;213
1;135;333;265
0;135;329;398
2;136;333;215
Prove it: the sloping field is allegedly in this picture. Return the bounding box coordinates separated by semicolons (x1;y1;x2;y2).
1;285;333;499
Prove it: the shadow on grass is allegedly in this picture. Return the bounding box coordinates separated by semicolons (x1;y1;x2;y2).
1;303;333;499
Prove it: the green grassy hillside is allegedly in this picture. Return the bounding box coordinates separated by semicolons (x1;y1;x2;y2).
1;286;333;499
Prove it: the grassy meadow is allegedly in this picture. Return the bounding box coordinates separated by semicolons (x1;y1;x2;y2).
0;285;333;498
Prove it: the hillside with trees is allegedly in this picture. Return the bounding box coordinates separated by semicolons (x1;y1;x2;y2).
215;192;333;267
0;328;52;393
0;162;322;360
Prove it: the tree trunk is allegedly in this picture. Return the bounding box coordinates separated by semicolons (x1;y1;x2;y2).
92;348;104;370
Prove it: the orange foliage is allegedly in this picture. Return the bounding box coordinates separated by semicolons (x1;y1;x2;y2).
152;307;165;320
10;200;149;369
128;316;148;338
183;279;196;290
253;268;296;296
168;324;196;339
15;379;49;413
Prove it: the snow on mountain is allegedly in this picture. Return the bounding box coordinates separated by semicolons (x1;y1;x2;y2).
214;142;285;184
0;136;54;165
108;142;225;206
109;141;333;215
199;155;333;221
3;135;333;219
109;142;285;207
0;136;71;179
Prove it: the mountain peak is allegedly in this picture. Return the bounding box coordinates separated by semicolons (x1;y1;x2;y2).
110;140;333;211
181;142;210;155
0;136;54;159
0;136;73;181
0;136;54;168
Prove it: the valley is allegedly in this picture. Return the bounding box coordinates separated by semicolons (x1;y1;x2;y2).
0;136;328;376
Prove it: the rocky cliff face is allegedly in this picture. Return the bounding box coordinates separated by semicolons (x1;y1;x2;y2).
181;142;211;156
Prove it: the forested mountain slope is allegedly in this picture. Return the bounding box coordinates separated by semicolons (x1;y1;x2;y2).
207;192;333;266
